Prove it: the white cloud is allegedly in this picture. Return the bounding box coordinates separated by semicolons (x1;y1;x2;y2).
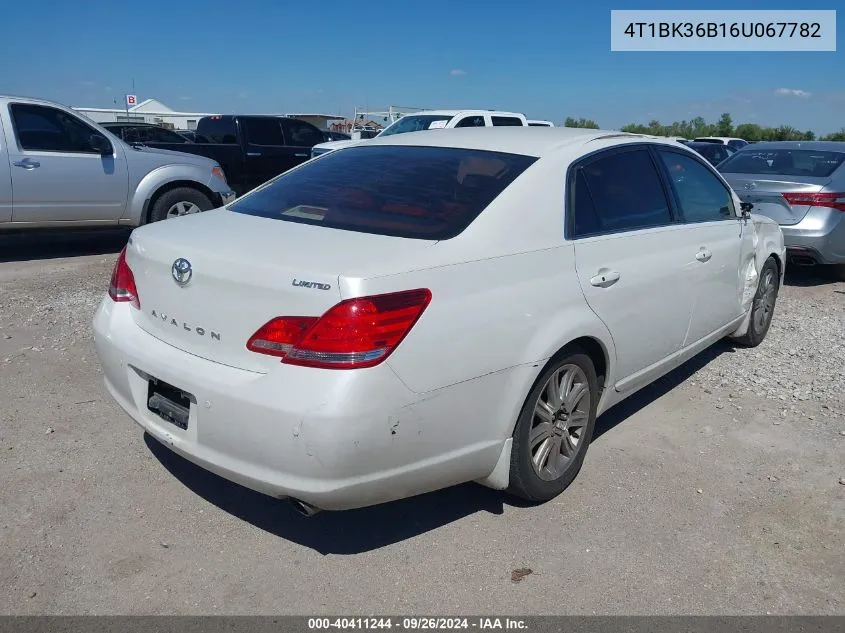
774;88;812;98
449;69;467;76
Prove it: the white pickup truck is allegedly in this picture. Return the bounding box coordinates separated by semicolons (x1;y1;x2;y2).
310;109;528;158
0;96;235;230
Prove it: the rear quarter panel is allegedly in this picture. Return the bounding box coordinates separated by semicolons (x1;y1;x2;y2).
752;214;787;279
343;246;614;443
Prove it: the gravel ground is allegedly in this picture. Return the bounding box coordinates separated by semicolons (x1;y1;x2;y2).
0;231;843;615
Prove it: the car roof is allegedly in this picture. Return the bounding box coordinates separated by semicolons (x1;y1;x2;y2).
102;122;163;127
362;126;673;157
739;140;845;151
403;110;524;118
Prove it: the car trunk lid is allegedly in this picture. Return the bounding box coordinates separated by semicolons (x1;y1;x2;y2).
125;209;434;373
721;174;831;225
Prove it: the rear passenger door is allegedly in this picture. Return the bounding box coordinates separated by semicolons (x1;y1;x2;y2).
239;117;295;189
654;148;746;344
280;119;325;168
568;145;697;393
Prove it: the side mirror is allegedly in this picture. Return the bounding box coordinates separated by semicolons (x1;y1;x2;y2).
89;134;112;155
740;201;753;218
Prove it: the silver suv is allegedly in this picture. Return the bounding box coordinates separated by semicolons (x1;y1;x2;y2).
0;96;235;229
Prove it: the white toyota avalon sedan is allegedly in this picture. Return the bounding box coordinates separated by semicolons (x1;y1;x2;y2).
93;127;786;515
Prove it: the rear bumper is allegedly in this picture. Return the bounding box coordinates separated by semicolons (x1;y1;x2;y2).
92;299;510;511
781;207;845;264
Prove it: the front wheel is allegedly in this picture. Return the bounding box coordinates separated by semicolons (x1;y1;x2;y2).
734;256;780;347
149;187;215;223
508;349;598;503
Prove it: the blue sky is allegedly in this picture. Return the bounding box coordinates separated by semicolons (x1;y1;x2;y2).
1;0;842;133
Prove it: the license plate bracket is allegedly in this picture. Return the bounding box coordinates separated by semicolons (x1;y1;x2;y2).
147;378;192;430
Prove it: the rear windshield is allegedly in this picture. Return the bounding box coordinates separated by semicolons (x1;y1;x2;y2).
689;143;719;159
230;145;537;240
718;149;845;177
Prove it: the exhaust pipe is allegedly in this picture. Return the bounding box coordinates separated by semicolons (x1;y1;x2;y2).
289;498;321;517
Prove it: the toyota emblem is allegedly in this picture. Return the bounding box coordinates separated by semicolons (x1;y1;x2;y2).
171;258;192;286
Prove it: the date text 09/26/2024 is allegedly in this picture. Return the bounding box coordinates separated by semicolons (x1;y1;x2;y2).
308;618;528;630
610;10;836;51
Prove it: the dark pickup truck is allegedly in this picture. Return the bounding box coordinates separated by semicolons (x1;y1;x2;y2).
102;115;326;196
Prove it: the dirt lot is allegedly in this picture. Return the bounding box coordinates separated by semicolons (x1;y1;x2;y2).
0;231;843;615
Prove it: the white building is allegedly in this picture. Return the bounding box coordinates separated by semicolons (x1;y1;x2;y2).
74;99;216;130
74;98;344;131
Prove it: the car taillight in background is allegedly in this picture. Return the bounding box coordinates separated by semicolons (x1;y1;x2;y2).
108;246;140;309
247;289;432;369
782;192;845;212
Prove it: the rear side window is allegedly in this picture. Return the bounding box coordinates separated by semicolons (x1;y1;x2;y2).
491;116;524;127
455;116;485;128
243;118;284;146
196;117;238;143
657;150;734;222
718;149;845;178
570;148;672;237
143;126;190;143
124;126;188;144
230;145;537;240
282;119;325;146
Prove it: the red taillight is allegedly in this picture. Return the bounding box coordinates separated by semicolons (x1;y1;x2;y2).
246;289;432;369
782;192;845;212
246;316;318;357
108;246;140;309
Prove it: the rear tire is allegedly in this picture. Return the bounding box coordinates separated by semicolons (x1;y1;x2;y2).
149;187;215;223
734;257;779;347
508;348;598;503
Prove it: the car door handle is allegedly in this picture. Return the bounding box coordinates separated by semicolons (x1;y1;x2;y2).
294;153;308;157
695;248;712;263
589;270;621;288
13;158;40;170
246;152;262;157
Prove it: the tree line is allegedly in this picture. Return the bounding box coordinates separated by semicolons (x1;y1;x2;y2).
563;114;845;142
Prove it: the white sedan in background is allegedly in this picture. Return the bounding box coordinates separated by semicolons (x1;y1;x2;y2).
93;127;785;515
